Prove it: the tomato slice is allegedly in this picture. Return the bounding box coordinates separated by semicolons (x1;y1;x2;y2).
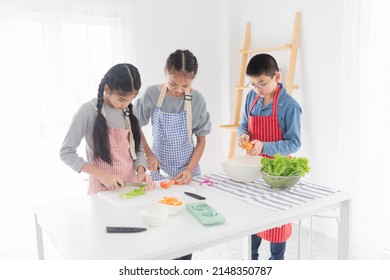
160;180;172;189
171;179;182;185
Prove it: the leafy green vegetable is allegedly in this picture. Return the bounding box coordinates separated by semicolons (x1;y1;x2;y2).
120;187;145;199
261;154;310;177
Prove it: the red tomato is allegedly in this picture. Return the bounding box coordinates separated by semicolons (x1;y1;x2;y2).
160;180;172;189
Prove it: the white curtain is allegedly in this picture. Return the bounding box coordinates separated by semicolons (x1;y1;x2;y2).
338;0;390;259
0;0;132;259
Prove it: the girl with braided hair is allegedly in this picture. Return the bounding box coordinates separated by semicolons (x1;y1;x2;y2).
134;49;211;186
60;63;154;194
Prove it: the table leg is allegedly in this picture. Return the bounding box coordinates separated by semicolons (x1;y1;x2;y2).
297;219;302;259
242;236;251;260
35;214;45;260
338;199;351;259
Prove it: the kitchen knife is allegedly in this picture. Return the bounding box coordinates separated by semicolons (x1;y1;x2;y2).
106;227;147;233
158;168;172;179
124;182;147;187
184;192;206;200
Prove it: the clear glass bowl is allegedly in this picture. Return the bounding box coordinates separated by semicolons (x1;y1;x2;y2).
261;171;300;190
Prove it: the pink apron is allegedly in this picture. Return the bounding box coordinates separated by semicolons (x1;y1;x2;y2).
88;126;138;195
248;85;292;243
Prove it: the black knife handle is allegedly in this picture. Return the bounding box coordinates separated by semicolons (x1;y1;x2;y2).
184;192;206;200
106;227;147;233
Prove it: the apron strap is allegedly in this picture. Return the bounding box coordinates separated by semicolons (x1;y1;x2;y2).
183;91;192;142
248;85;281;116
271;85;281;117
156;84;167;108
249;94;261;115
157;84;192;142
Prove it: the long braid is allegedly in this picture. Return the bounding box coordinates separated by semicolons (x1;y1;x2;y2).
123;64;141;153
127;103;141;152
92;77;112;164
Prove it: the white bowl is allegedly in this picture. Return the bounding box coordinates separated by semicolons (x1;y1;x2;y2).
157;201;184;215
222;155;262;183
139;206;169;226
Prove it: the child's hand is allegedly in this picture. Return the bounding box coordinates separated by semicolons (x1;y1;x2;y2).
98;171;123;190
238;133;250;149
174;170;192;185
146;155;159;172
247;140;264;156
137;172;155;191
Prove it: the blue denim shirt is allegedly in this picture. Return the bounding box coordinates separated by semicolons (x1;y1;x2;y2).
237;83;302;156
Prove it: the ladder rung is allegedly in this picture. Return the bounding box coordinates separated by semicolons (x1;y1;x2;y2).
219;124;239;131
235;85;250;90
240;44;292;54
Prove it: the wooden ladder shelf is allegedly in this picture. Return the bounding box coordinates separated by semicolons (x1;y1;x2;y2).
220;11;301;159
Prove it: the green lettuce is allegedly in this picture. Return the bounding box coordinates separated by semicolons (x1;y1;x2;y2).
261;154;310;177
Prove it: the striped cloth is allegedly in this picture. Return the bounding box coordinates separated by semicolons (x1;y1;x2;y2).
192;172;339;212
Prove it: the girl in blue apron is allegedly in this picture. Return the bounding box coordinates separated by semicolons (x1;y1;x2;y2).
134;50;211;260
134;50;211;185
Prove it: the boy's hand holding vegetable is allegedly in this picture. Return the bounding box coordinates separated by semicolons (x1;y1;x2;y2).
238;134;264;155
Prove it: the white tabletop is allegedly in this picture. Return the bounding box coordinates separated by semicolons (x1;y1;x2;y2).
34;182;351;259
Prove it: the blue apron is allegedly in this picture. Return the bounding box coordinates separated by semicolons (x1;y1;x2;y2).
150;84;201;180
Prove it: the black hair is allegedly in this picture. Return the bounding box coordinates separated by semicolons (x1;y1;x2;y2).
166;49;198;77
246;53;279;77
93;63;141;164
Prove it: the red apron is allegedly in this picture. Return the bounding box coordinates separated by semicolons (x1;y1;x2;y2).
248;86;292;243
88;127;138;194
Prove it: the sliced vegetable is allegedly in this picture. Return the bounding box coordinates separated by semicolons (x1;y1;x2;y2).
158;196;183;206
171;179;182;185
243;141;254;151
261;154;310;177
160;180;173;189
120;186;145;199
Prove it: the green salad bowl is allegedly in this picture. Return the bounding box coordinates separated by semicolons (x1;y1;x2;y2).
261;171;300;190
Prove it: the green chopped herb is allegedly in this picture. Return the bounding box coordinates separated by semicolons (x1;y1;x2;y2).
120;187;146;199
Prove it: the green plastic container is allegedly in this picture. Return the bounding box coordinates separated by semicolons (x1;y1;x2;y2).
186;202;226;225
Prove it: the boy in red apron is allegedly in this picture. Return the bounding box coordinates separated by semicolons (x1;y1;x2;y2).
60;64;154;194
238;54;302;260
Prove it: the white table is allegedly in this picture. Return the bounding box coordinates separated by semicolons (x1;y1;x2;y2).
34;182;351;260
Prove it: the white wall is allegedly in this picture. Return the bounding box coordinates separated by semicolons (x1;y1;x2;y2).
239;0;345;238
129;0;346;239
130;0;234;174
239;0;344;186
134;0;346;238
